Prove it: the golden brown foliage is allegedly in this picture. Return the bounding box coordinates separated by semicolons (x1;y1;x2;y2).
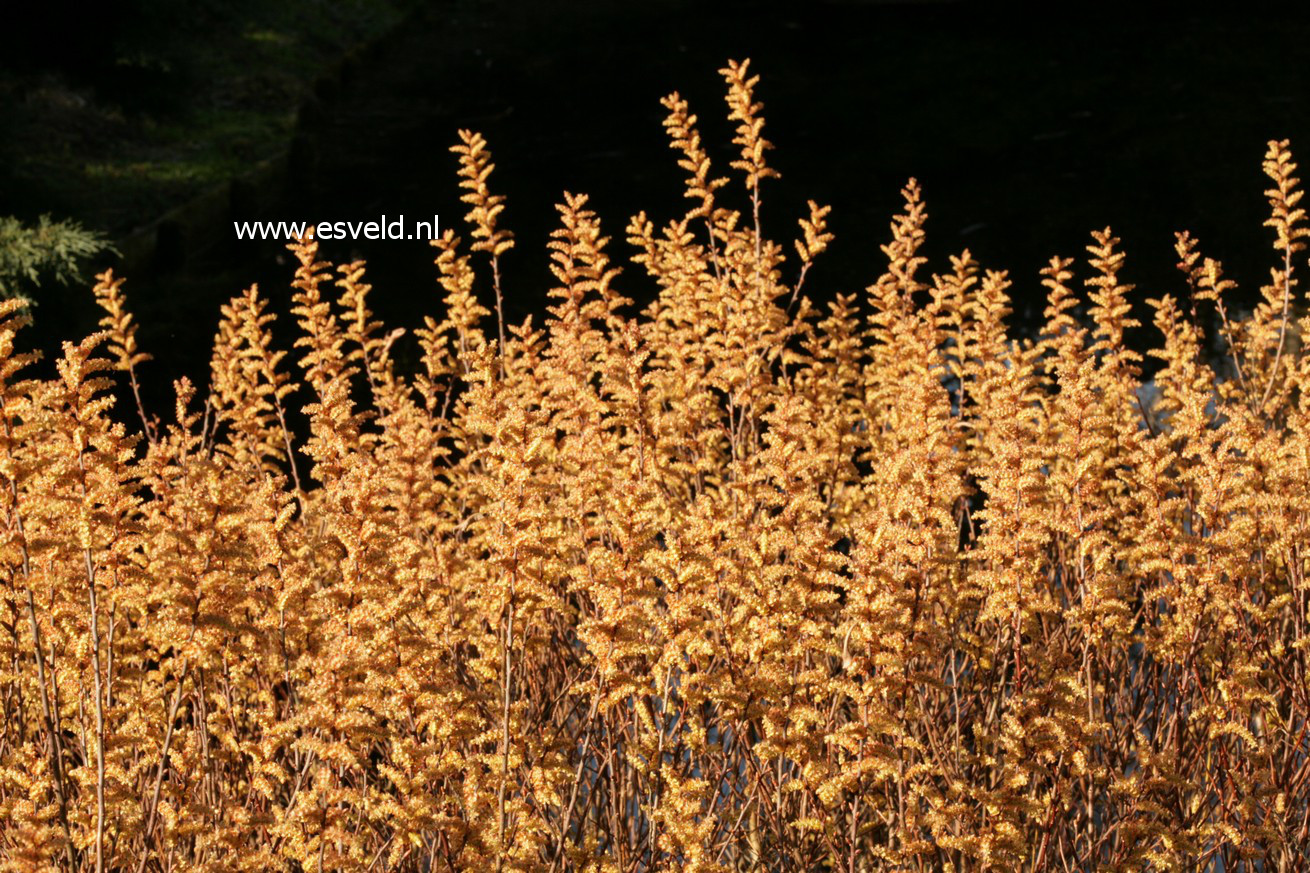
1;62;1309;872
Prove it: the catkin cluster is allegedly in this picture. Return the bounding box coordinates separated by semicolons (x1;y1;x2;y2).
1;60;1308;872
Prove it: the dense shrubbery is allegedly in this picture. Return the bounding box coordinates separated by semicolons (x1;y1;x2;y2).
2;60;1309;871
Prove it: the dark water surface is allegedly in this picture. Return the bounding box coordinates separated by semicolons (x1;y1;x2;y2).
25;1;1310;412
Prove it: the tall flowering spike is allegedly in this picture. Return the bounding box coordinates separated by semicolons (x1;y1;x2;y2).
91;269;148;374
1038;256;1078;341
428;229;491;375
286;233;363;491
287;230;347;394
453;129;513;357
452;129;515;259
545;192;627;335
789;199;833;305
210;285;301;488
1248;139;1310;410
0;297;38;396
720;58;779;193
1176;238;1252;397
721;57;778;261
336;260;380;367
92;268;154;440
1084;228;1146;479
1085;227;1140;366
661;91;729;223
1262;139;1310;258
868;179;929;344
793;199;833;267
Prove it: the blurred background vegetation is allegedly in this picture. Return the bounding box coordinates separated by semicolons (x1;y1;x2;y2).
0;216;112;303
0;0;411;299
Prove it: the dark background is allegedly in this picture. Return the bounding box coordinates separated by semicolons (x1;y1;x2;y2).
5;0;1310;411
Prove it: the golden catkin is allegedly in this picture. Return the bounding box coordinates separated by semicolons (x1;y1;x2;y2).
1;60;1309;873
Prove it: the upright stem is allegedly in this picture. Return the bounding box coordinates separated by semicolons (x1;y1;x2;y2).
137;662;188;873
126;361;156;446
76;442;107;873
86;557;106;873
849;704;866;873
25;590;77;870
1261;246;1294;410
752;186;762;259
1083;644;1094;868
491;253;507;379
498;580;515;872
